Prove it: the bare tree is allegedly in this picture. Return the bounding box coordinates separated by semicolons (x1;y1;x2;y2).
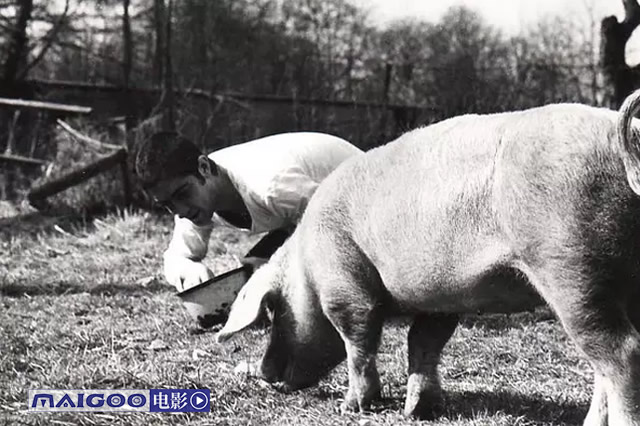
160;0;175;130
1;0;71;91
2;0;34;93
122;0;135;151
153;0;166;86
122;0;133;89
601;0;640;108
581;0;601;105
0;0;69;156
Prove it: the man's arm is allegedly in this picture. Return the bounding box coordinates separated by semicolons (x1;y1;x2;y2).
264;168;319;224
163;215;216;291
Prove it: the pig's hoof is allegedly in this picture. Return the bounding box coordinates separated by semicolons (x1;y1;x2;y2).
340;388;379;414
340;398;360;414
403;391;444;420
367;383;382;402
340;389;367;414
271;381;294;393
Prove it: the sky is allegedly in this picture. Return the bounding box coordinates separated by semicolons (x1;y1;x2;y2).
349;0;625;34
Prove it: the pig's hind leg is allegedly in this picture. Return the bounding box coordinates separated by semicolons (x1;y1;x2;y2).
404;313;459;419
520;258;640;426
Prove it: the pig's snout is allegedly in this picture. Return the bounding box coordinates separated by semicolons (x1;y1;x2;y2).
260;344;287;384
260;358;284;383
261;355;323;391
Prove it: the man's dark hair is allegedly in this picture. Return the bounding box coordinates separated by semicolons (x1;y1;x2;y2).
135;131;204;189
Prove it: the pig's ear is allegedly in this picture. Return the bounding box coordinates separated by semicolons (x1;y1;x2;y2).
216;272;275;343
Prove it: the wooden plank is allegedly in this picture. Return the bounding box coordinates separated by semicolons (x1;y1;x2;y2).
0;153;46;167
28;78;440;112
28;149;127;203
0;97;92;115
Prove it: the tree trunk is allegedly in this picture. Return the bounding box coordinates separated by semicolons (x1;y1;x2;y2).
122;0;132;90
600;0;640;108
120;0;135;207
0;0;35;156
122;0;135;154
160;0;175;131
153;0;166;87
2;0;34;89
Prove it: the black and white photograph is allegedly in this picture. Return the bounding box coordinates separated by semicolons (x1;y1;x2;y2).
2;0;640;424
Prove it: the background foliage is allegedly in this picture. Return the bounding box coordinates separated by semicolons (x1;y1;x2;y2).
0;0;623;209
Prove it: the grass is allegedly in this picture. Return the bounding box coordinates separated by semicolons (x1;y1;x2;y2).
0;210;594;425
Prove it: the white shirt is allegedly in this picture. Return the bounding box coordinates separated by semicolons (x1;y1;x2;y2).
164;132;362;263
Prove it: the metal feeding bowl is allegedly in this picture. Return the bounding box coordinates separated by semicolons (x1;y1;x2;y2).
176;265;250;328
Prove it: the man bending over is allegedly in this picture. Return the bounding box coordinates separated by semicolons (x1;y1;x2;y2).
135;131;362;291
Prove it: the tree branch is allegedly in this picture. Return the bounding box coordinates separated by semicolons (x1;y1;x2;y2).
19;0;69;79
50;39;147;80
56;119;122;151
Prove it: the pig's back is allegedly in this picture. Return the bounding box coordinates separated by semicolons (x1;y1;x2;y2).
302;104;633;312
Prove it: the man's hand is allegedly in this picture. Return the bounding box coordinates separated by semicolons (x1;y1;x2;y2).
164;256;215;292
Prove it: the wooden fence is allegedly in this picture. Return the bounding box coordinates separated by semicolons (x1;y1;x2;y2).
0;97;131;206
1;79;442;208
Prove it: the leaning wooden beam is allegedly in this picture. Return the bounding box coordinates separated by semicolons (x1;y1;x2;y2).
0;153;46;167
28;149;127;204
56;119;122;150
0;97;92;114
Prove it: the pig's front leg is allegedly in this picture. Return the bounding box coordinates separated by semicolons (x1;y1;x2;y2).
340;338;382;413
325;300;384;414
316;240;387;413
404;313;459;419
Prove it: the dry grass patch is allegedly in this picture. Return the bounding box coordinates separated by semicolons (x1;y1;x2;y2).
1;211;592;425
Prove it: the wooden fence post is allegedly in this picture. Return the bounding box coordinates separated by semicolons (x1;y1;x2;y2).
120;152;132;206
379;63;393;145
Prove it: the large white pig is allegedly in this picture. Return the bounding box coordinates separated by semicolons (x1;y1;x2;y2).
217;90;640;425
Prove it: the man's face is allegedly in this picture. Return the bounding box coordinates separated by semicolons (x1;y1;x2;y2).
148;163;220;226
